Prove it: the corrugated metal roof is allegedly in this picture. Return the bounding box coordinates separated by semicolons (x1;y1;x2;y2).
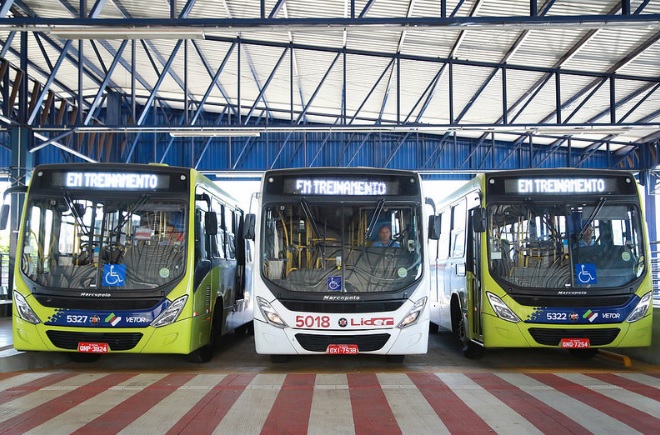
0;0;659;168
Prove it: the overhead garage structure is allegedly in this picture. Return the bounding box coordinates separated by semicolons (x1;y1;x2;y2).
0;1;659;183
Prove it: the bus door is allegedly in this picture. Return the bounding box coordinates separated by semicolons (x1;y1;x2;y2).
467;207;485;343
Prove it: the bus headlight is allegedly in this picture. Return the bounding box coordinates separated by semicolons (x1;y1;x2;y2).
151;295;188;328
398;297;427;329
486;292;521;323
14;291;41;324
257;296;288;328
626;292;652;323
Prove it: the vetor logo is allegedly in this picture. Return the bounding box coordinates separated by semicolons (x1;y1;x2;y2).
583;309;598;323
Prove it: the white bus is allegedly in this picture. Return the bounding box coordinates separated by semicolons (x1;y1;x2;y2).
244;168;435;362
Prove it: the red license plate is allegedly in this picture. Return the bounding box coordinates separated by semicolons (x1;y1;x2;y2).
327;344;359;355
77;342;109;353
560;338;590;349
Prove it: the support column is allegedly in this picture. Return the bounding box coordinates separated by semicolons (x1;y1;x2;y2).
6;127;32;313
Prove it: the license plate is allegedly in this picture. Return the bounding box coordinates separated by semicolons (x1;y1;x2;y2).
560;338;590;349
77;342;109;353
327;344;359;355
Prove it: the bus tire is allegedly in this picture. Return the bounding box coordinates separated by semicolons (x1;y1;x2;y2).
188;302;223;363
462;341;484;359
451;298;484;359
68;353;101;363
188;342;214;363
386;355;405;363
235;321;254;335
270;354;289;363
569;348;598;359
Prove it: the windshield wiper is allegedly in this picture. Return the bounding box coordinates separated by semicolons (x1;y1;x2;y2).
300;199;321;239
365;199;386;240
577;197;606;241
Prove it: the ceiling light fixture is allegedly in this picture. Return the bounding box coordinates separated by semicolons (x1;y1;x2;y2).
48;26;205;40
169;130;261;138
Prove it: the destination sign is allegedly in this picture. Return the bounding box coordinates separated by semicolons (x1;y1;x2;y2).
283;178;399;196
513;178;606;194
56;172;170;190
503;177;620;195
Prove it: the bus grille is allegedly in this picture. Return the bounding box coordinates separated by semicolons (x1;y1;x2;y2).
281;300;404;313
295;333;390;352
528;328;620;346
46;331;143;351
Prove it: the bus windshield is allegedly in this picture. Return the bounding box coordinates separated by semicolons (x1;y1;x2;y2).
488;200;645;290
261;201;423;293
21;193;187;290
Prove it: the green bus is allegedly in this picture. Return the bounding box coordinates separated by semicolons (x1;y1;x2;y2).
2;163;252;362
428;169;653;358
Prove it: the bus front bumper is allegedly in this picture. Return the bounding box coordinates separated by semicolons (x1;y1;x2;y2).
12;315;204;354
254;319;428;355
481;313;653;348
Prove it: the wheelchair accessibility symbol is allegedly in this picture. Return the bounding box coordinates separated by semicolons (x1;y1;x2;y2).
103;264;126;287
575;263;597;284
327;276;342;292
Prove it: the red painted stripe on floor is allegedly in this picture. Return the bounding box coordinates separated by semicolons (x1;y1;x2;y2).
0;372;78;405
72;373;196;435
528;373;660;434
167;373;257;435
467;372;588;434
348;373;401;435
408;372;493;434
587;373;660;402
261;374;316;435
0;373;135;433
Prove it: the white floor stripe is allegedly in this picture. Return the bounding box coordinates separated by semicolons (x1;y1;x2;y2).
0;373;108;423
615;373;660;389
496;373;641;435
308;374;354;435
0;372;52;391
24;373;168;435
378;373;450;435
437;373;543;434
212;373;285;435
119;374;228;434
558;373;660;419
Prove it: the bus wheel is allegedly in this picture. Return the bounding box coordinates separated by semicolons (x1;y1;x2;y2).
235;321;254;335
569;348;598;359
270;354;289;363
454;306;484;359
69;353;101;363
188;303;222;363
462;341;484;359
188;343;214;363
386;355;405;363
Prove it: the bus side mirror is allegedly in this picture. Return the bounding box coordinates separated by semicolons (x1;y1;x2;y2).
0;204;9;230
428;215;440;240
471;207;487;233
243;213;256;240
1;185;28;230
205;212;218;236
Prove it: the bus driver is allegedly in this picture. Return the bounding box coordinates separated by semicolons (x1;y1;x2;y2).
373;224;400;248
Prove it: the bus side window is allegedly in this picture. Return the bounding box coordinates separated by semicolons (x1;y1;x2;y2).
450;200;466;258
212;200;225;259
194;209;206;264
438;209;450;261
226;207;236;260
